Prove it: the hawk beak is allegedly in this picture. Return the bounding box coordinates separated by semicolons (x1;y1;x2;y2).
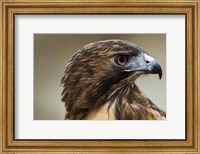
144;54;162;79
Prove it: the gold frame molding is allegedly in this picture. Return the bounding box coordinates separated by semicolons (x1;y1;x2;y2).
0;0;199;153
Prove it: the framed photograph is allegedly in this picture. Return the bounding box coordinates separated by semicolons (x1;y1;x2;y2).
1;0;199;153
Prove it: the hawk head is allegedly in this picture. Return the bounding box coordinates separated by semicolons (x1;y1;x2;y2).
61;39;163;120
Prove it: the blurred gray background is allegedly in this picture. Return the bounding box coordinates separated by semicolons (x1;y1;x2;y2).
34;34;166;120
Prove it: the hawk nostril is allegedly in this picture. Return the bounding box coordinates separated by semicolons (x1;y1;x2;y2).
146;60;150;64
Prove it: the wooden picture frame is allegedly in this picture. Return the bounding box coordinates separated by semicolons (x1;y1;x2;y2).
0;0;199;153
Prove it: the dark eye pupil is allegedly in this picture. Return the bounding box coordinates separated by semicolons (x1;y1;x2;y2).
119;56;125;64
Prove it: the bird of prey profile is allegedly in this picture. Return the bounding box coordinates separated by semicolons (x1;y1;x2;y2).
61;39;166;120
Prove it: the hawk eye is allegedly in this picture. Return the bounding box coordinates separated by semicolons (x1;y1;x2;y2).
114;55;128;66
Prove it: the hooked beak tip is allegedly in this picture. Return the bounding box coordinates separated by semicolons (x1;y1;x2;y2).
159;72;162;79
147;60;162;80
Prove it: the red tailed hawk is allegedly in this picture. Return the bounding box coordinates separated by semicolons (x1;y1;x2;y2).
61;40;166;120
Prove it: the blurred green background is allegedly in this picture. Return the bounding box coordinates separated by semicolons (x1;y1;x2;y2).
34;34;166;120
